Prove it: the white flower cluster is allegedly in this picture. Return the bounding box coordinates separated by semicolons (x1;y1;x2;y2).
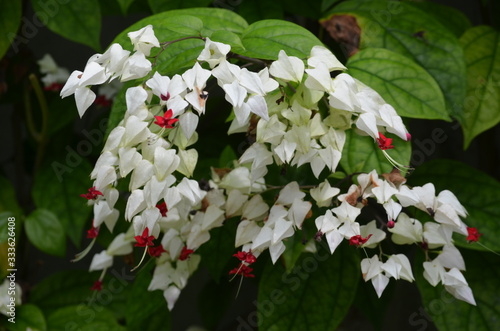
60;25;159;116
63;25;476;310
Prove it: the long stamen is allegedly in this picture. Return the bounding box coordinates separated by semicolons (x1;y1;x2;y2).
381;150;414;176
71;237;98;262
131;246;149;272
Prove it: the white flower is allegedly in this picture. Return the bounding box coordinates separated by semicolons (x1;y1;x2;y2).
197;37;231;68
443;268;476;305
242;194;269;221
182;62;211;114
107;233;134;256
307;46;346;71
310;179;340;207
436;244;465;271
423;259;446;286
235;220;261;247
38;53;70;86
96;43;131;79
276;182;305;206
381;254;414;282
269;50;304;83
305;63;333;92
127;25;160;56
121;52;152;82
331;200;361;223
361;255;390;298
89;250;113;271
359;220;386;248
389;213;422;245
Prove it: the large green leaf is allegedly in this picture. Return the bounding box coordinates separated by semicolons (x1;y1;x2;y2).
240;19;322;60
258;243;359;330
32;160;93;246
409;159;500;252
407;1;472;38
112;8;248;49
31;0;101;50
47;305;125;331
347;48;448;120
0;0;21;58
340;130;412;175
414;249;500;331
459;26;500;149
326;0;467;118
25;209;66;257
126;264;171;331
0;176;22;217
2;304;47;331
148;0;212;13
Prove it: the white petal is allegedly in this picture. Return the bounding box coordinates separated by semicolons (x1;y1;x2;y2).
89;250;113;271
74;87;96;117
355;112;379;139
164;286;181;311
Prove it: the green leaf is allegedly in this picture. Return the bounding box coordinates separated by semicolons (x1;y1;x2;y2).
126;264;171;331
116;0;136;14
240;19;323;60
281;231;310;273
113;8;248;48
407;1;472;38
326;0;467;118
31;0;101;50
237;0;283;24
197;218;239;282
5;304;47;331
258;243;359;330
210;30;246;54
148;0;212;13
340;130;411;175
47;305;126;331
0;0;21;58
409;159;500;252
459;26;500;149
414;249;500;331
30;270;129;316
32;160;93;246
347;48;448;120
25;209;66;257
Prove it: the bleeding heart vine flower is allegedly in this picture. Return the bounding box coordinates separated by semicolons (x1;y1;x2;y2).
63;26;482;310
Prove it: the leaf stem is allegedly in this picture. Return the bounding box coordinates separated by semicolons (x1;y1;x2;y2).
25;74;49;173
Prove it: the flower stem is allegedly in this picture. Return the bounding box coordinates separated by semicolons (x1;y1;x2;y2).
25;74;49;173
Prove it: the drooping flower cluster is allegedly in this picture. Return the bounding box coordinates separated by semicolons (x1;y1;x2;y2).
65;25;480;310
